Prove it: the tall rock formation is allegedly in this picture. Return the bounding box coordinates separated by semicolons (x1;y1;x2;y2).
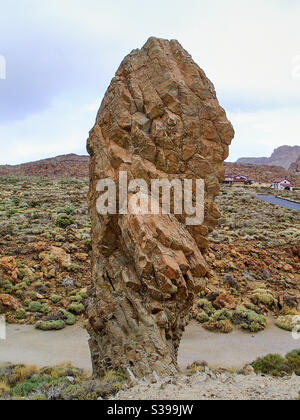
237;145;300;170
86;37;234;378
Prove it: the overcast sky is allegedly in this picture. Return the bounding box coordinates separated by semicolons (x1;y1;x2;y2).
0;0;299;165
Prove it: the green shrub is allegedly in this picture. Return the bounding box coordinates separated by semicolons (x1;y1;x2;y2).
69;294;83;303
12;376;51;397
194;298;215;317
61;384;85;401
276;315;300;332
58;207;74;215
6;209;18;217
35;320;66;331
28;302;42;313
50;294;60;304
285;349;300;375
203;319;233;334
28;200;40;208
67;303;84;315
0;279;13;293
15;309;26;320
251;350;300;377
196;312;210;324
252;288;277;308
211;309;233;322
0;380;10;396
232;306;267;332
251;354;292;377
55;214;75;229
60;310;76;325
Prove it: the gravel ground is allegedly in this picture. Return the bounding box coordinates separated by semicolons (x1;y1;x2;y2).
114;369;300;401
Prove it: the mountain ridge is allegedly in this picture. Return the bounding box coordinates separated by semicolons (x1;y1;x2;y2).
236;145;300;170
0;154;89;178
289;155;300;173
1;153;299;186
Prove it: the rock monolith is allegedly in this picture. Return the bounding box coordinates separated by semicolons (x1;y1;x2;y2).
86;37;234;378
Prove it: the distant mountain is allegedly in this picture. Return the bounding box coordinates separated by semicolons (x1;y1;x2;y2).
236;145;300;170
225;162;300;186
1;152;299;186
0;154;89;178
289;155;300;173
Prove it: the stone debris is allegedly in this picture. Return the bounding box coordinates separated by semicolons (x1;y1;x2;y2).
114;371;300;401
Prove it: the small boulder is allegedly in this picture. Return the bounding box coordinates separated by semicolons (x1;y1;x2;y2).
50;246;71;267
0;294;20;312
241;365;255;376
213;291;236;310
0;257;18;283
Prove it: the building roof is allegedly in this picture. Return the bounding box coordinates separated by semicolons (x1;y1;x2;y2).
272;179;293;186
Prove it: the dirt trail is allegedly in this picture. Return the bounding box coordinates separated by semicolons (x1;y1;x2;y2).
0;321;299;372
178;321;299;370
0;324;92;371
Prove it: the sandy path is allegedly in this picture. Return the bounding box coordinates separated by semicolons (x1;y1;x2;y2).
0;324;92;371
178;321;299;370
0;321;299;372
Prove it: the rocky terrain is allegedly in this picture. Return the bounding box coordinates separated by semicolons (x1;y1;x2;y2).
114;368;300;401
194;187;300;335
0;154;89;178
0;176;299;333
0;177;299;400
0;176;91;330
236;145;300;170
1;355;300;400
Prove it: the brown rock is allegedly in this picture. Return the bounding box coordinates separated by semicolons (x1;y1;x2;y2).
213;291;236;310
87;37;234;378
0;294;20;312
75;253;89;262
241;365;255;376
0;257;18;283
283;264;293;272
49;246;71;268
278;293;299;310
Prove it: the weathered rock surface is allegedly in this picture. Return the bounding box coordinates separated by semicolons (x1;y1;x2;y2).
86;37;234;378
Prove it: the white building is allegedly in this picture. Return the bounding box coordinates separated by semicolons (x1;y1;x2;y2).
271;178;294;191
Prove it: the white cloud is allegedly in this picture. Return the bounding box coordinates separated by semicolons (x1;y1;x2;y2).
31;0;300;107
0;0;299;164
228;107;300;161
0;97;96;165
